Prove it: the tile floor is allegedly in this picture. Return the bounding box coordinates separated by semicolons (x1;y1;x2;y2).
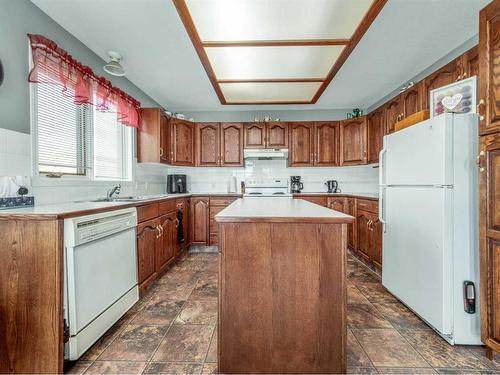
66;251;500;375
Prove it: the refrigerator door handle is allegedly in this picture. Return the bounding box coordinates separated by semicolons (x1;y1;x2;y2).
379;147;387;186
379;187;386;232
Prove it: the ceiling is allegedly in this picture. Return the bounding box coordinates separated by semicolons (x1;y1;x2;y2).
174;0;380;104
31;0;489;112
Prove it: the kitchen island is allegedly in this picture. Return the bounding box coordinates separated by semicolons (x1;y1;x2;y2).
215;198;354;374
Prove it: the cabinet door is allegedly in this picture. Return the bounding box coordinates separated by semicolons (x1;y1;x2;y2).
479;0;500;135
295;195;327;207
160;114;170;164
345;198;357;250
314;121;339;166
356;211;371;256
137;219;159;286
366;211;382;268
327;197;345;212
171;119;195;166
157;213;176;273
367;108;385;164
385;96;401;134
422;61;457;110
244;123;266;149
266;122;288;149
191;197;209;244
196;123;220;166
340;117;367;166
479;133;500;350
221;123;244;166
401;82;423;118
183;199;190;249
456;46;479;81
289;122;314;166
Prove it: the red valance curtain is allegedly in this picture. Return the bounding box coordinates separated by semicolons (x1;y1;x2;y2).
27;34;141;128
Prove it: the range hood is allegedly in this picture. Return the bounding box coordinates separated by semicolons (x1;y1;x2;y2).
244;149;288;160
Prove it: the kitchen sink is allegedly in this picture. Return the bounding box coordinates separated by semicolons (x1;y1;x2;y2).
76;195;170;203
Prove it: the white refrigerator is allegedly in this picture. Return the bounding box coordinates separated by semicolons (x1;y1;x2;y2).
379;113;481;345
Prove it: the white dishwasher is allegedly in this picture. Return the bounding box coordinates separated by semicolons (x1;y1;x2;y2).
64;207;139;360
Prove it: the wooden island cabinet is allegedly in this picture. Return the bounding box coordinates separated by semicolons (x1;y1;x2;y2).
216;198;353;374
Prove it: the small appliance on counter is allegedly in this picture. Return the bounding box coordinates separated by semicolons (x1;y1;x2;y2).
325;180;340;193
244;178;291;197
167;174;187;194
290;176;303;193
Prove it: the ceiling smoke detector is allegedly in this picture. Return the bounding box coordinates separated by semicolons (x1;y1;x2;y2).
103;51;125;77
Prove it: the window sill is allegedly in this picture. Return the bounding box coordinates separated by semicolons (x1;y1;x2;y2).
31;175;133;187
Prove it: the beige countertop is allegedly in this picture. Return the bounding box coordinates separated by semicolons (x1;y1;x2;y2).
215;197;354;224
294;192;379;200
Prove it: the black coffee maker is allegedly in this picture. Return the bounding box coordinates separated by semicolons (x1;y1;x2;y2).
290;176;303;193
325;180;340;193
167;174;187;193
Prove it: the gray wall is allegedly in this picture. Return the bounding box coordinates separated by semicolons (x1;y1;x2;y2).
182;108;361;122
367;36;478;112
0;0;160;134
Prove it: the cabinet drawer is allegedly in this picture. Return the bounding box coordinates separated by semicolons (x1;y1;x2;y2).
137;203;159;223
210;196;238;206
356;199;378;213
175;198;185;208
295;196;327;207
159;199;177;215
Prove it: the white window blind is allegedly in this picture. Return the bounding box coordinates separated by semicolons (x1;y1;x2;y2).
93;108;132;181
34;78;89;175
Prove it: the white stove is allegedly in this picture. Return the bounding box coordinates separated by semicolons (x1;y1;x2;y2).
243;178;291;197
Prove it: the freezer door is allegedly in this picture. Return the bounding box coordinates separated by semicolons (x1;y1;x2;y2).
385;115;453;186
382;186;453;335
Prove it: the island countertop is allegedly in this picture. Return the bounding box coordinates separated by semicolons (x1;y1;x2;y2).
215;197;354;223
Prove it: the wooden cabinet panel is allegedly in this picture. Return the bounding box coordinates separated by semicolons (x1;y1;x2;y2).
385;96;401;134
137;219;159;287
295;195;327;207
340;117;367;166
367;108;385;164
357;211;371;257
137;203;159;223
196;123;220;166
221;123;244;166
401;82;423;118
479;1;500;135
157;213;176;273
191;197;209;244
327;197;345;212
357;199;378;214
171;119;195;166
345;198;357;250
479;132;500;353
422;61;457;110
266;122;288;148
314;121;339;166
138;108;170;164
369;217;383;268
244;123;266;149
289;122;314;166
456;46;479;80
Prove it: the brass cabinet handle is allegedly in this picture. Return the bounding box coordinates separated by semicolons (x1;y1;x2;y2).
155;225;161;238
477;99;485;121
175;218;180;228
160;147;164;157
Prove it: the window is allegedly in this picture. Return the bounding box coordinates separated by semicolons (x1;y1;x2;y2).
32;78;133;181
34;76;89;176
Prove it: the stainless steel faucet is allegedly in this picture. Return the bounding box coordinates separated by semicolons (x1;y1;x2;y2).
107;184;121;200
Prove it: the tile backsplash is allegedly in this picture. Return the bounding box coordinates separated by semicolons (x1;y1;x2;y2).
1;128;379;205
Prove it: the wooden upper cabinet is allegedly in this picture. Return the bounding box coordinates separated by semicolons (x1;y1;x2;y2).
196;123;220;166
244;123;266;149
137;108;170;164
422;60;457;110
289;122;314;166
401;81;423;118
314;121;339;166
171;119;195;166
367;108;385;164
220;123;244;166
266;122;288;149
456;46;479;81
340;117;367;166
385;96;401;134
479;0;500;135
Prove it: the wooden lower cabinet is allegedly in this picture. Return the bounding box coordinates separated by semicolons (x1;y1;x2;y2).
327;197;345;212
191;196;210;244
137;218;159;292
157;213;177;273
345;198;357;250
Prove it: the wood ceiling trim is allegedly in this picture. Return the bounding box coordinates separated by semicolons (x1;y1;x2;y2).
203;39;350;47
218;78;325;83
172;0;227;104
310;0;388;103
174;0;386;105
